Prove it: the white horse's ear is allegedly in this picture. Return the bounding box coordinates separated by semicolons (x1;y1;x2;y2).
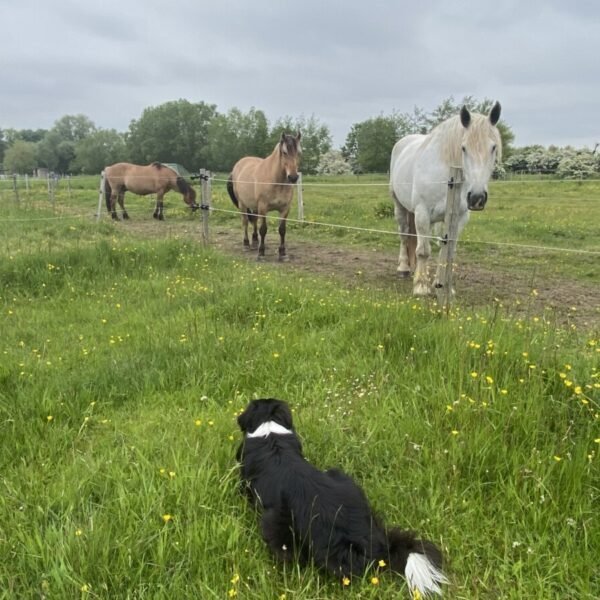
489;101;501;126
460;106;471;128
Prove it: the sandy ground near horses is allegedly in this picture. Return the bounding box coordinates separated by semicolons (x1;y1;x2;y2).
121;219;600;330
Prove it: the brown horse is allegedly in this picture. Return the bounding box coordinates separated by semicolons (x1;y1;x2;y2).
227;132;301;260
104;162;198;220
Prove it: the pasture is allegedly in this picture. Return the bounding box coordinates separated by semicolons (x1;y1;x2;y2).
0;176;599;598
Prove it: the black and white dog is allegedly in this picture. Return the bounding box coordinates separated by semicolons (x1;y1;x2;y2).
236;398;447;596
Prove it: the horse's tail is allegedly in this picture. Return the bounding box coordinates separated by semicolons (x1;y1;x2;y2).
104;177;112;212
407;211;417;271
227;174;238;207
227;174;256;222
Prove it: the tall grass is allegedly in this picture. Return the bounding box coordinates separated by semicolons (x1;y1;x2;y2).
0;202;598;598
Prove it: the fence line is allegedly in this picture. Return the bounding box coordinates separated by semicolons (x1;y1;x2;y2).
4;174;600;189
2;175;599;257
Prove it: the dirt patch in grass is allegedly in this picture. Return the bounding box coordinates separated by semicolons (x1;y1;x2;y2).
114;217;600;330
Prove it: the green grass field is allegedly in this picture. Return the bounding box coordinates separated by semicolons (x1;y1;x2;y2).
0;177;599;598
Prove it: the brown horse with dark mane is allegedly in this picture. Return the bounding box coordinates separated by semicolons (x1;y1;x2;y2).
227;132;301;260
104;162;198;220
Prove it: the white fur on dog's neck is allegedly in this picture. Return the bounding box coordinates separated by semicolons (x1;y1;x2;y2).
247;421;293;438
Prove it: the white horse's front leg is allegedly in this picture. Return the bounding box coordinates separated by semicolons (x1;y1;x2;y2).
393;199;412;277
413;210;432;296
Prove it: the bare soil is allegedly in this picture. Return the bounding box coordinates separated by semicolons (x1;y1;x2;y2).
120;218;600;330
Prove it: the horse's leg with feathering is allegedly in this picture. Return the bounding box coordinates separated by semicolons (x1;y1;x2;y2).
257;213;268;260
118;190;129;220
413;208;433;296
109;187;119;220
277;206;290;262
251;216;259;248
153;192;165;220
393;198;412;277
241;211;250;248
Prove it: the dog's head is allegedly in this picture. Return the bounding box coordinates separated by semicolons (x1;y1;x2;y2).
237;398;294;434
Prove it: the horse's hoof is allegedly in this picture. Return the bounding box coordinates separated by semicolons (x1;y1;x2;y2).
111;214;119;221
397;270;411;279
158;214;164;221
278;255;289;263
413;283;432;296
256;255;266;262
122;212;130;220
153;213;159;220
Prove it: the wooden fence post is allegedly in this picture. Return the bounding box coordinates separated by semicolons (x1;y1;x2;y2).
200;169;211;244
12;174;19;203
297;171;304;221
97;171;105;221
435;166;462;308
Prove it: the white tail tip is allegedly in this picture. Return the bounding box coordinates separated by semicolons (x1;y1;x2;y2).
405;551;448;597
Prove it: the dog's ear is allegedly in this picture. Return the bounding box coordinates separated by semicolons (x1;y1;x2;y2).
268;398;294;429
237;401;257;433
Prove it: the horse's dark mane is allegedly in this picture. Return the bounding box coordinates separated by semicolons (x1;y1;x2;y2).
175;176;190;193
151;161;163;168
281;134;299;154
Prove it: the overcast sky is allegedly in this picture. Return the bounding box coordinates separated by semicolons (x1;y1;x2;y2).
1;0;599;148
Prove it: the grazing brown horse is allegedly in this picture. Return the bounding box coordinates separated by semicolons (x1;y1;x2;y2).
104;162;198;220
227;132;301;260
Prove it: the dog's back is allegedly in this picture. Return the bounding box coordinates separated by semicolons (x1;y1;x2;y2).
237;398;447;596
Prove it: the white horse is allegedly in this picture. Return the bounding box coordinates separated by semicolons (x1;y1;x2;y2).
389;102;502;296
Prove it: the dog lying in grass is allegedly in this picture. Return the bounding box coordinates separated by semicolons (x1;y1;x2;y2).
236;398;447;597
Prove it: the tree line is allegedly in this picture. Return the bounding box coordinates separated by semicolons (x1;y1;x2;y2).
1;96;597;177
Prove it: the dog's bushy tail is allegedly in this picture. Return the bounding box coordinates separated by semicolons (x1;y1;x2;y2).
386;528;447;597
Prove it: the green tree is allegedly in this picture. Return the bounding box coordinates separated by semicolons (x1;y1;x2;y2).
0;129;6;166
127;99;216;169
344;96;515;173
36;115;96;173
52;115;95;142
343;116;397;173
269;115;331;174
207;107;270;171
3;140;38;174
72;129;128;174
3;128;47;144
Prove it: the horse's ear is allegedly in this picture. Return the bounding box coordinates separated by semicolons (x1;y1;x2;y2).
296;131;302;141
280;132;286;142
489;101;501;126
460;106;471;129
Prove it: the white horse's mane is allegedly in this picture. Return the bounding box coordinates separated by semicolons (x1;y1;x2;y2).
422;112;502;167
